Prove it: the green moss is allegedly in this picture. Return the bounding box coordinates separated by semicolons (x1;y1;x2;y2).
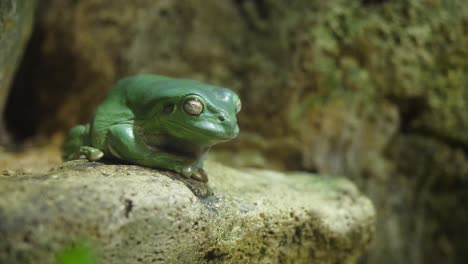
52;240;97;264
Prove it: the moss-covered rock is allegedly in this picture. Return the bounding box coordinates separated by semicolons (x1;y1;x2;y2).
0;160;374;264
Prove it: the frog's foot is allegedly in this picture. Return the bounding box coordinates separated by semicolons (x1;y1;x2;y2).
191;168;208;183
176;166;208;182
79;146;104;161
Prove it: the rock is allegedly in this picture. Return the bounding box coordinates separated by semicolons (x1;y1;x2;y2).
0;0;35;143
0;160;374;264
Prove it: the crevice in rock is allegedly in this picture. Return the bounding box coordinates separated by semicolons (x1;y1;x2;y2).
231;0;271;33
232;0;270;20
124;199;133;218
388;95;468;154
361;0;388;5
387;96;428;134
203;248;229;261
402;129;468;156
4;24;45;142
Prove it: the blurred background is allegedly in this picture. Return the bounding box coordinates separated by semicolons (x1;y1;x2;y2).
1;0;467;263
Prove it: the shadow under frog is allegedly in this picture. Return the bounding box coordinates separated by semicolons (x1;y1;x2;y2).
62;74;241;183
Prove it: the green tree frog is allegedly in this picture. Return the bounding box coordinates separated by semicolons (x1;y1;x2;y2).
62;75;241;182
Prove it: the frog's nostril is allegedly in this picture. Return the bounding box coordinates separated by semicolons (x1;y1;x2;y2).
219;116;225;122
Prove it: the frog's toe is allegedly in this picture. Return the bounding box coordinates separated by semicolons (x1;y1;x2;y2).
180;166;193;178
88;150;104;161
191;168;208;183
79;146;104;161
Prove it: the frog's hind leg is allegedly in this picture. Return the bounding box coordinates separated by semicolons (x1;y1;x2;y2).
62;124;103;161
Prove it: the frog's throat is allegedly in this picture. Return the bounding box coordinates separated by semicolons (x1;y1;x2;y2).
143;140;206;163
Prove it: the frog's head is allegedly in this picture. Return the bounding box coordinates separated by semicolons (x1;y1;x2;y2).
146;78;241;147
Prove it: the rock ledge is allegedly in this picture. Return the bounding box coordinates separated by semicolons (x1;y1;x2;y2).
0;160;374;263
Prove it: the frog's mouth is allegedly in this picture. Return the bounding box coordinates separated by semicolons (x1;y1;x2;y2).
167;120;237;141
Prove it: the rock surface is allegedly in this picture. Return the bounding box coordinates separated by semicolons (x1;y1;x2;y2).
0;160;374;264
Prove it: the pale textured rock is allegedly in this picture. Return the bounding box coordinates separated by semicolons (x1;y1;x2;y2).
0;160;374;264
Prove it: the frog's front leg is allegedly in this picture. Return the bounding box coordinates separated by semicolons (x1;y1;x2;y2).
191;168;208;182
106;124;197;178
190;158;208;182
63;146;103;161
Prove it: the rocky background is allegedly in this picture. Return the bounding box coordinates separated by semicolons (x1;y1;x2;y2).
1;0;468;263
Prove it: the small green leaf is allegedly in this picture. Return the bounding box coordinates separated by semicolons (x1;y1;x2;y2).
52;240;97;264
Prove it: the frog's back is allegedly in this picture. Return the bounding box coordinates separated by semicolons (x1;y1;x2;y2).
89;75;170;148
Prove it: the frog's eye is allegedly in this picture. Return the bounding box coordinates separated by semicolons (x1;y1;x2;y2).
235;100;242;114
183;98;204;116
